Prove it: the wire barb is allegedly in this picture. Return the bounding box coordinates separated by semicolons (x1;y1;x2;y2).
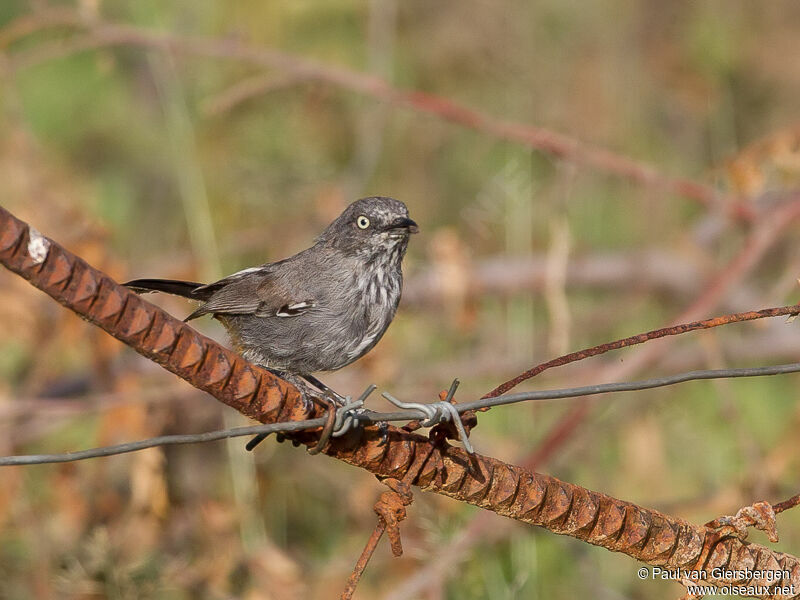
332;384;377;438
309;386;377;454
382;384;476;455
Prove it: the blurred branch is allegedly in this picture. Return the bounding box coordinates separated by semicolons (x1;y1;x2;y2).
127;245;711;303
402;248;706;306
3;204;800;597
485;193;800;398
1;8;752;218
709;123;800;197
0;5;81;48
148;41;269;551
200;71;312;117
544;213;572;356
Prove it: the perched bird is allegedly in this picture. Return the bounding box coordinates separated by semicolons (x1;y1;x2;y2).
125;197;418;401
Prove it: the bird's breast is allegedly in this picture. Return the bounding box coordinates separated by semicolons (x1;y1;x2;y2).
340;263;403;361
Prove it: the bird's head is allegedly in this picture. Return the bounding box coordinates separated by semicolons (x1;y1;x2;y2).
317;196;418;259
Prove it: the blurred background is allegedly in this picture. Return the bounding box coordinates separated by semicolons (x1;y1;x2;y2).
2;1;800;598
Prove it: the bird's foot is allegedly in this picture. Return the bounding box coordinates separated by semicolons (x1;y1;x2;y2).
300;374;349;406
376;421;390;446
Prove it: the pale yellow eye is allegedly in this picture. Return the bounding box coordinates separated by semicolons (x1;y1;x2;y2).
356;215;370;229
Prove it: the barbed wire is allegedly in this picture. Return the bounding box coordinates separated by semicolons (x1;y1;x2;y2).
0;419;325;466
4;361;800;466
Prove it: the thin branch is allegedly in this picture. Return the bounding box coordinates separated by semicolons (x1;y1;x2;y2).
200;71;312;116
0;9;750;217
506;194;800;465
403;250;706;305
0;6;83;49
482;304;800;398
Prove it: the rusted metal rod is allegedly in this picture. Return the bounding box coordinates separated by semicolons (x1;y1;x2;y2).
2;204;798;598
484;305;800;399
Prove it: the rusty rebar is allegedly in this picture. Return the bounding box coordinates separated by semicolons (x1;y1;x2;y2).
706;501;780;544
775;494;800;515
3;205;800;599
341;442;431;599
341;521;386;600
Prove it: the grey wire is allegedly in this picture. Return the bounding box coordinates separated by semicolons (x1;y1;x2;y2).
381;392;440;422
455;362;800;413
332;384;377;438
382;379;475;454
3;362;800;466
0;419;325;466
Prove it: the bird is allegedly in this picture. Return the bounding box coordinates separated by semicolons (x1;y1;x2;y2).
125;196;418;405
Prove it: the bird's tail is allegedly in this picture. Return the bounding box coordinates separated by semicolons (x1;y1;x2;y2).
124;278;209;300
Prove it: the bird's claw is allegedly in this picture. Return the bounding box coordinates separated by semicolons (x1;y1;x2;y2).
376;421;390;446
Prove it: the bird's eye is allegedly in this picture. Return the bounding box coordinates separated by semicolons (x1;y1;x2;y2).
356;215;370;229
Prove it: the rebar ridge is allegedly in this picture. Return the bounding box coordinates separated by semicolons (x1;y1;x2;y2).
2;204;799;599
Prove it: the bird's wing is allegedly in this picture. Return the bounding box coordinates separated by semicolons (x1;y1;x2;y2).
185;266;315;321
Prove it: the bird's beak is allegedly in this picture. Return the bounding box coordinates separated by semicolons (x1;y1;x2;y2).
390;217;419;234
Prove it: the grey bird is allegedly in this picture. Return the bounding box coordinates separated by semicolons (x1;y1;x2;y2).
125;197;418;403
